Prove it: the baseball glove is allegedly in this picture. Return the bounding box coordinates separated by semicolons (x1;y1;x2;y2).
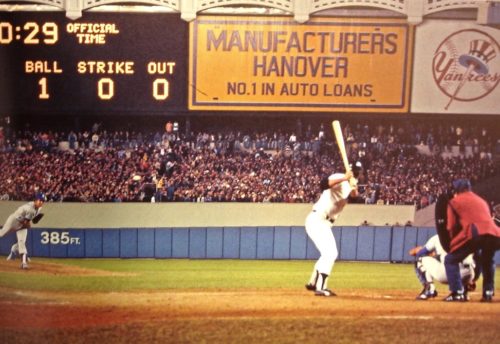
408;246;423;256
32;213;44;224
466;281;476;292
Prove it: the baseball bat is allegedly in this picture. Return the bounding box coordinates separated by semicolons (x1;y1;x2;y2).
332;120;350;172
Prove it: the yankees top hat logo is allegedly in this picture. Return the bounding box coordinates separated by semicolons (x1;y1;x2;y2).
432;29;500;110
458;39;497;75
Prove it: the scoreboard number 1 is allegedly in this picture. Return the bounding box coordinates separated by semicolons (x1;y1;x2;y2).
38;77;49;99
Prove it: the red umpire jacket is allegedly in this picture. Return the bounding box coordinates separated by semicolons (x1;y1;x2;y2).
447;191;500;253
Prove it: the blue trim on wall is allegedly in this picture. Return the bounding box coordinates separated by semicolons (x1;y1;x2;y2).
86;230;102;258
290;226;307;259
172;228;189;258
373;226;392;261
120;229;138;258
257;227;274;259
240;227;257;259
390;227;405;262
2;226;499;266
206;227;223;258
223;227;240;259
103;230;120;258
32;230;50;257
138;229;155;258
189;228;207;259
357;227;375;261
340;226;357;260
50;230;68;258
274;226;291;259
154;228;172;258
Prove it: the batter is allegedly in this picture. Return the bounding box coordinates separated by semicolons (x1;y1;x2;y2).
305;162;361;296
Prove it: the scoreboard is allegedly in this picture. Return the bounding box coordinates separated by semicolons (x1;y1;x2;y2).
0;12;188;116
1;12;420;116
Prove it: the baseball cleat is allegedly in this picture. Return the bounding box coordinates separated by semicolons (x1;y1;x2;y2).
480;295;492;303
6;251;17;260
443;292;467;302
305;283;316;291
481;291;494;303
416;289;438;300
20;263;29;270
314;289;337;297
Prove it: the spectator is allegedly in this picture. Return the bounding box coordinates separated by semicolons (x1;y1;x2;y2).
0;120;497;208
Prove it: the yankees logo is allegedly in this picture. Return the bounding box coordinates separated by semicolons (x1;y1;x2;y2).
432;29;500;110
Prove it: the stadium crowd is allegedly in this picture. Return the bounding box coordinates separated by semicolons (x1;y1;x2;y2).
0;118;498;209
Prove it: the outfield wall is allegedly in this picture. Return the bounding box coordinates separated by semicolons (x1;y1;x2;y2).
2;226;499;264
0;226;437;263
1;202;498;263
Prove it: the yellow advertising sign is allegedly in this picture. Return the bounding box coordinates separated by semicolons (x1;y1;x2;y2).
189;16;413;112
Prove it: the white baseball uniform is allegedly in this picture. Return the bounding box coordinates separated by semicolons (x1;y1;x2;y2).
417;234;475;284
305;173;355;290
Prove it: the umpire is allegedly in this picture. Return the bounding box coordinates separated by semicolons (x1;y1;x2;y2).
444;179;500;302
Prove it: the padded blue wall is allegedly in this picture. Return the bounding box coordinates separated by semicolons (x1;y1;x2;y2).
1;226;499;264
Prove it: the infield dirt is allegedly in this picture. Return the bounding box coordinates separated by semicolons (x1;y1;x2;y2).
1;260;499;343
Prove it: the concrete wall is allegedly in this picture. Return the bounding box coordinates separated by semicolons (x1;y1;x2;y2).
0;201;415;228
1;202;498;263
414;203;436;227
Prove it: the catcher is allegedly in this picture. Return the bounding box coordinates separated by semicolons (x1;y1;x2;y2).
0;192;45;269
409;234;476;300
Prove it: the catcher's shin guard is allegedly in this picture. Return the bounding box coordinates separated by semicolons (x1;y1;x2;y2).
415;258;429;285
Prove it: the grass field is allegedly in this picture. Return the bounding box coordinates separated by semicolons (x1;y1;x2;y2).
0;259;419;291
1;258;499;343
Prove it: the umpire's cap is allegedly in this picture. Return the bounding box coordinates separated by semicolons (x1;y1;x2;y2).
452;179;471;193
34;192;46;202
351;161;363;171
351;161;363;177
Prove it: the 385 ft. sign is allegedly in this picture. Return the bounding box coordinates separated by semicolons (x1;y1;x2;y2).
40;231;81;245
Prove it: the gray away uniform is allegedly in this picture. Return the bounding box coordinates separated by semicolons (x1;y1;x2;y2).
0;201;41;257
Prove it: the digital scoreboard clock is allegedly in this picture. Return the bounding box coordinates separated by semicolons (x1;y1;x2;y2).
0;12;188;116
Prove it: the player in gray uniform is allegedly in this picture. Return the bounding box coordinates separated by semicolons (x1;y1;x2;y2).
0;192;45;269
305;162;361;296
